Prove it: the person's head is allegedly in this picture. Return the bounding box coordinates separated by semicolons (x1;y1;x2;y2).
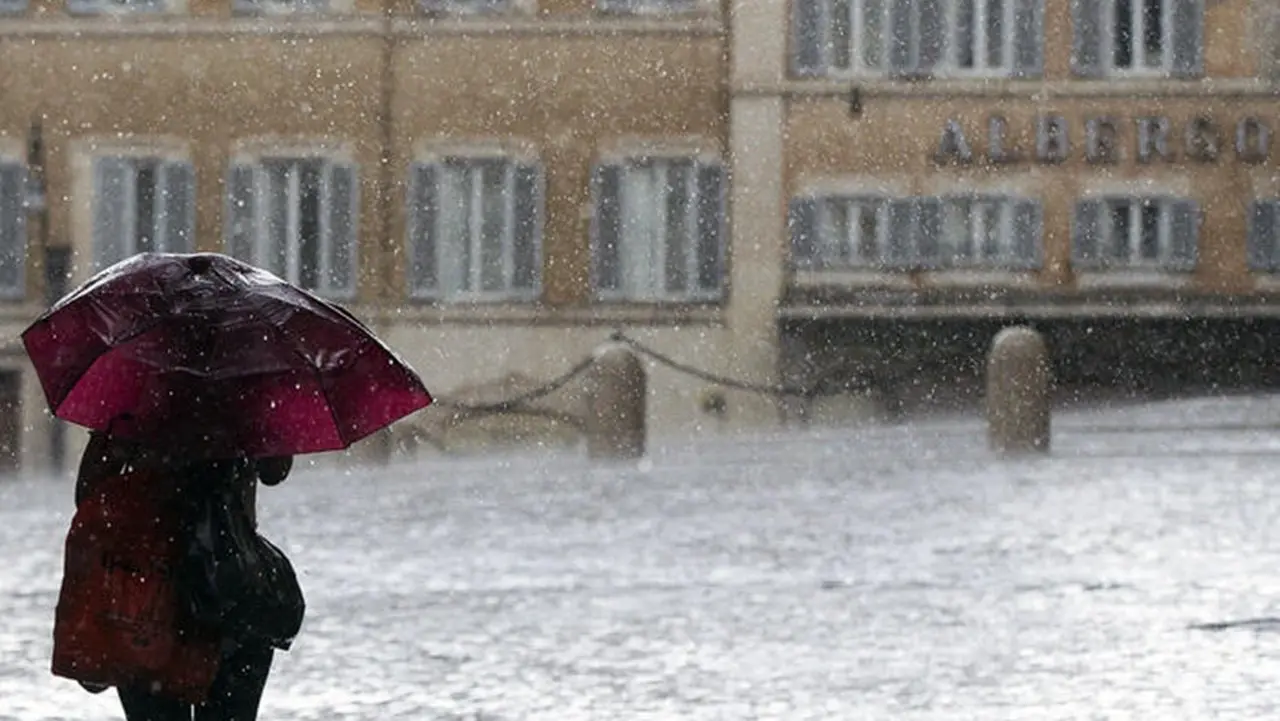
256;456;293;486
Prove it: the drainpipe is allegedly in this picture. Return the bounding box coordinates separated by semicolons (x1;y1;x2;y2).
27;114;65;474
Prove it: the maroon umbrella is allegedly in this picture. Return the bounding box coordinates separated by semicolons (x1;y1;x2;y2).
22;252;433;458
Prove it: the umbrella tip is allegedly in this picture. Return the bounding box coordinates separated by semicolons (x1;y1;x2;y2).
188;255;213;275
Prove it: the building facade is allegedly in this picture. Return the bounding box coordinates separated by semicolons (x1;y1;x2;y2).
0;0;1277;474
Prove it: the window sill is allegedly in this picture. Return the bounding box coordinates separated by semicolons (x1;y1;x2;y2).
1074;270;1194;289
369;300;724;326
765;77;1271;99
792;268;1041;287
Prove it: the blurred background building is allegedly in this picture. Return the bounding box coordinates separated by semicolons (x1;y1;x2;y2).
0;0;1278;473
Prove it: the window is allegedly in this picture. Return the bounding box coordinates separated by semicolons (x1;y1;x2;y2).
1072;196;1199;270
591;157;725;302
406;156;542;302
91;156;194;272
67;0;164;13
789;196;888;268
789;194;1042;270
598;0;697;13
1071;0;1202;77
791;0;1043;78
419;0;509;13
0;0;27;15
0;161;26;299
225;157;357;298
940;195;1042;266
1247;200;1280;272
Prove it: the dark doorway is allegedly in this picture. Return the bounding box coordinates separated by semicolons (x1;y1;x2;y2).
0;371;21;476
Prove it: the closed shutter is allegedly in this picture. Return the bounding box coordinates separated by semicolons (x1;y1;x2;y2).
92;156;132;272
915;196;943;268
590;163;623;295
1070;0;1104;77
886;198;917;269
788;197;820;269
1072;199;1103;269
0;163;26;297
916;0;944;74
694;161;726;298
406;162;440;298
792;0;825;77
1008;198;1044;270
323;161;358;298
1011;0;1044;78
225;164;258;265
158;160;195;254
511;161;543;296
1248;200;1279;272
1166;198;1199;272
1170;0;1204;78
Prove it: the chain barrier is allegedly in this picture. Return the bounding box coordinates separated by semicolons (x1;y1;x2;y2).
432;329;817;418
431;356;597;416
605;331;815;398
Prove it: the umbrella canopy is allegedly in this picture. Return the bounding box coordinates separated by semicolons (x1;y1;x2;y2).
22;252;433;458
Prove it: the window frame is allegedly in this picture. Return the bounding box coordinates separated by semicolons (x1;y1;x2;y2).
224;153;358;300
791;0;1044;78
405;151;545;304
89;153;195;274
1071;0;1203;78
1072;194;1199;272
590;152;726;304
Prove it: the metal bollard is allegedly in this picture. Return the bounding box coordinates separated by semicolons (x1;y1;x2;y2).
584;343;647;460
985;326;1052;455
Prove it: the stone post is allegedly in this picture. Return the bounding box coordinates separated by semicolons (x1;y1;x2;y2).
986;326;1051;455
584;344;646;460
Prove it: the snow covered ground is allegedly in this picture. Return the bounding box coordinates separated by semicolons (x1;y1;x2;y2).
6;395;1280;720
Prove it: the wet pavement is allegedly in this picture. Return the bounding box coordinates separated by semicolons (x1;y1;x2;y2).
5;395;1280;720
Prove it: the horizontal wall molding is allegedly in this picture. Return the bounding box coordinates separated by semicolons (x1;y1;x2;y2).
0;14;724;39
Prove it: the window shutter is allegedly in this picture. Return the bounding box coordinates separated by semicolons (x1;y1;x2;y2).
511;161;543;296
886;198;916;269
1070;0;1104;78
158;160;195;254
1009;198;1044;270
0;163;26;297
225;163;258;265
1011;0;1044;78
92;156;132;272
916;0;945;74
1248;201;1279;272
1072;199;1103;268
788;196;820;269
888;0;915;75
792;0;824;77
406;162;440;298
1167;198;1199;272
915;196;943;269
324;161;358;298
590;163;623;295
1170;0;1204;78
694;161;725;298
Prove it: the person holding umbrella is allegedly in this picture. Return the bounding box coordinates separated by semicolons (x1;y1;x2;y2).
27;253;434;718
